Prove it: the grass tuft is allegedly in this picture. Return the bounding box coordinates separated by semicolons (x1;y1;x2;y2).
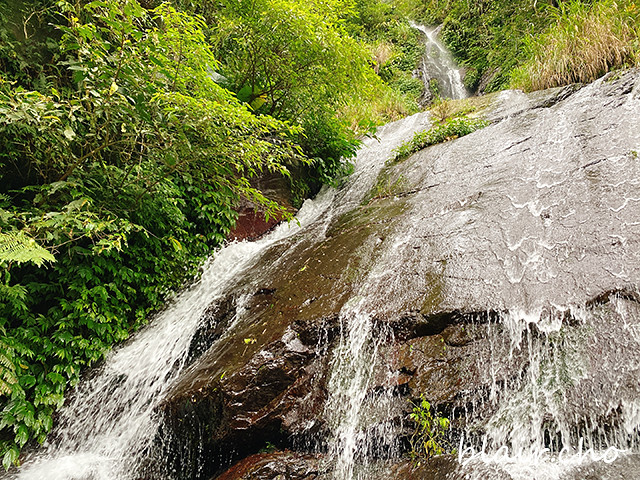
511;0;640;92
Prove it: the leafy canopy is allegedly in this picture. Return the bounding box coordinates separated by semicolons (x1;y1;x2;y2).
0;0;303;468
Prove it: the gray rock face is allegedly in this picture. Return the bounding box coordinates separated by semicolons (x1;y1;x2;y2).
156;70;640;480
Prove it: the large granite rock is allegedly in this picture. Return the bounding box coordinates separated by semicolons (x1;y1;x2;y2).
155;70;640;480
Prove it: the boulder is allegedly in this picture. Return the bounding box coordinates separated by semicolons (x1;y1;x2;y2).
229;173;295;242
214;452;325;480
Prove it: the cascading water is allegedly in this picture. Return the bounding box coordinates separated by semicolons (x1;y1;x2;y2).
455;302;640;480
11;188;336;480
323;307;392;480
323;297;403;479
410;23;468;100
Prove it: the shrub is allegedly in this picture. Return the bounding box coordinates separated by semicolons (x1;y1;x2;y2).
0;0;301;467
408;396;453;464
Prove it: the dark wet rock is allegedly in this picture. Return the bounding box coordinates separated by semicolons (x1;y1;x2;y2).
561;453;640;480
157;70;640;479
387;456;459;480
213;451;325;480
186;296;237;365
158;314;336;479
229;173;294;242
213;453;464;480
230;208;282;242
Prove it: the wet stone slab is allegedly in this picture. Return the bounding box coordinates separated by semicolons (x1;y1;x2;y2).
156;70;640;480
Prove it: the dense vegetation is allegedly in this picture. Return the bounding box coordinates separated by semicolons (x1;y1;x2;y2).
416;0;640;92
0;0;423;467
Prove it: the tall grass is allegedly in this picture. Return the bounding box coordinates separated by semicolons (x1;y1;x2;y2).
339;86;420;135
511;0;639;92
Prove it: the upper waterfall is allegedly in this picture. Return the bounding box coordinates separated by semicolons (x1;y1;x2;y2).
410;22;468;100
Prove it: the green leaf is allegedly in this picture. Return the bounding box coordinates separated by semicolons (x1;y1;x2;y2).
2;446;19;470
168;236;182;251
15;425;29;447
19;375;36;389
46;372;65;384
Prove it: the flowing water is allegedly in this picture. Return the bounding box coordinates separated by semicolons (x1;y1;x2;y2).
12;188;336;480
455;302;640;480
10;110;432;480
410;23;468;100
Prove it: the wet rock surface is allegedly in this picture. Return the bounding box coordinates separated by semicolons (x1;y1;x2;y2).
214;452;325;480
158;309;337;478
561;453;640;480
229;173;294;242
158;70;640;480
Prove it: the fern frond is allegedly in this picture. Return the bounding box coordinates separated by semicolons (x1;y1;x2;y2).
0;341;17;397
0;231;55;267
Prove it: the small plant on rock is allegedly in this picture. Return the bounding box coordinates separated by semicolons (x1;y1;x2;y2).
408;396;453;464
430;96;454;123
391;115;488;162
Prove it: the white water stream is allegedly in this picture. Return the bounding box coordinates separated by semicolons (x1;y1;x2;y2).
410;23;468;100
14;190;335;480
454;302;640;480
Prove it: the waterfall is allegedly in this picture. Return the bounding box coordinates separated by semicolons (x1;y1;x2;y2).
410;22;468;100
323;304;399;479
10;19;640;480
457;300;640;479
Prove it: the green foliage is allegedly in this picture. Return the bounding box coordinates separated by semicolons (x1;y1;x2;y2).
0;335;18;397
415;0;560;92
0;0;304;467
201;0;420;187
392;115;488;162
363;15;424;116
294;113;359;198
0;232;55;267
213;0;365;117
408;396;453;463
0;0;63;90
510;0;640;91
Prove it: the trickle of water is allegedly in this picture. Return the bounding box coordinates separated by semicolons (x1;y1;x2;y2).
411;22;468;100
456;297;640;479
323;302;398;480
